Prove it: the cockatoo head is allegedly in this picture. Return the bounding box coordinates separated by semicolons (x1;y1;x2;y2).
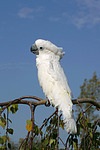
30;39;65;59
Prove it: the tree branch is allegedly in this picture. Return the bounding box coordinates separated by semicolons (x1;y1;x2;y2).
0;96;100;109
0;96;46;107
72;98;100;108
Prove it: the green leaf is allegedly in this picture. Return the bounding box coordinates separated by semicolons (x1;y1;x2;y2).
0;137;4;145
0;145;7;149
8;106;11;113
6;128;14;135
26;120;32;125
0;120;5;129
10;107;15;113
10;104;18;114
43;138;49;146
33;125;40;135
46;125;51;132
3;113;6;119
12;104;15;108
52;118;57;125
52;129;57;139
8;118;12;124
90;132;93;138
77;124;80;136
73;141;78;150
43;118;48;126
73;138;78;143
0;117;6;124
40;131;43;136
14;104;18;111
50;139;55;145
8;142;11;149
94;132;100;138
2;135;7;143
59;121;64;130
0;108;3;114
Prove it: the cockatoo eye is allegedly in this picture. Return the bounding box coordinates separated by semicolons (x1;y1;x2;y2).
39;46;43;50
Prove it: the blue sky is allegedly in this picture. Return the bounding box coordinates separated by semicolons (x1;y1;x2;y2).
0;0;100;147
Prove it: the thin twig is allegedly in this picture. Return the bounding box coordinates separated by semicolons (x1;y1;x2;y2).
56;108;59;150
84;104;93;113
77;101;86;150
30;104;36;149
65;134;71;149
24;131;30;150
5;108;9;148
19;131;30;150
59;137;66;148
40;110;57;131
92;118;100;134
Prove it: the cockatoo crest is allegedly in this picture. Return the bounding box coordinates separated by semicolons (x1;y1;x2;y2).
33;39;65;59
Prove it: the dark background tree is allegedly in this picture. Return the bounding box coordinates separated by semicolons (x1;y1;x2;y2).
77;72;100;121
73;72;100;150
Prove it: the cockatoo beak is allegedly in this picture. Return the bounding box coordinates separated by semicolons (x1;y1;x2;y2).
30;44;39;55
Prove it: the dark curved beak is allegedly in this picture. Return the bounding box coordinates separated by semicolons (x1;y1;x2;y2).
30;44;39;55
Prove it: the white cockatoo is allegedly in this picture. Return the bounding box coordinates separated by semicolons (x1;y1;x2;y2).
30;39;77;134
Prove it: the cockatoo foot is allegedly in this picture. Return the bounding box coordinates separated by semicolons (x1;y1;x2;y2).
45;97;50;107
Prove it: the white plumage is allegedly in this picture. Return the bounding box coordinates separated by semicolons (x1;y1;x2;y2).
31;39;77;134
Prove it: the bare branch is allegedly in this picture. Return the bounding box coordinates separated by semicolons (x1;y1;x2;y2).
0;96;46;107
72;98;100;108
0;97;100;109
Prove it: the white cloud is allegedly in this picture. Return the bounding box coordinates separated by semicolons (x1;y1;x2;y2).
17;1;100;28
72;0;100;28
60;0;100;28
77;0;100;9
18;7;44;19
49;17;60;22
18;8;34;19
0;63;33;71
71;16;88;29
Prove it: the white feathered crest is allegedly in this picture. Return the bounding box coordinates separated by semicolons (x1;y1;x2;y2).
35;39;65;59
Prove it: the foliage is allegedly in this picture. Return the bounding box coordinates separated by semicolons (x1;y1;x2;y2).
0;104;18;149
0;72;100;149
40;111;64;149
66;113;100;149
78;72;100;121
72;72;100;150
18;111;64;149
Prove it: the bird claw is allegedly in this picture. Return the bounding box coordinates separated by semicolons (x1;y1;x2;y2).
45;97;50;107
